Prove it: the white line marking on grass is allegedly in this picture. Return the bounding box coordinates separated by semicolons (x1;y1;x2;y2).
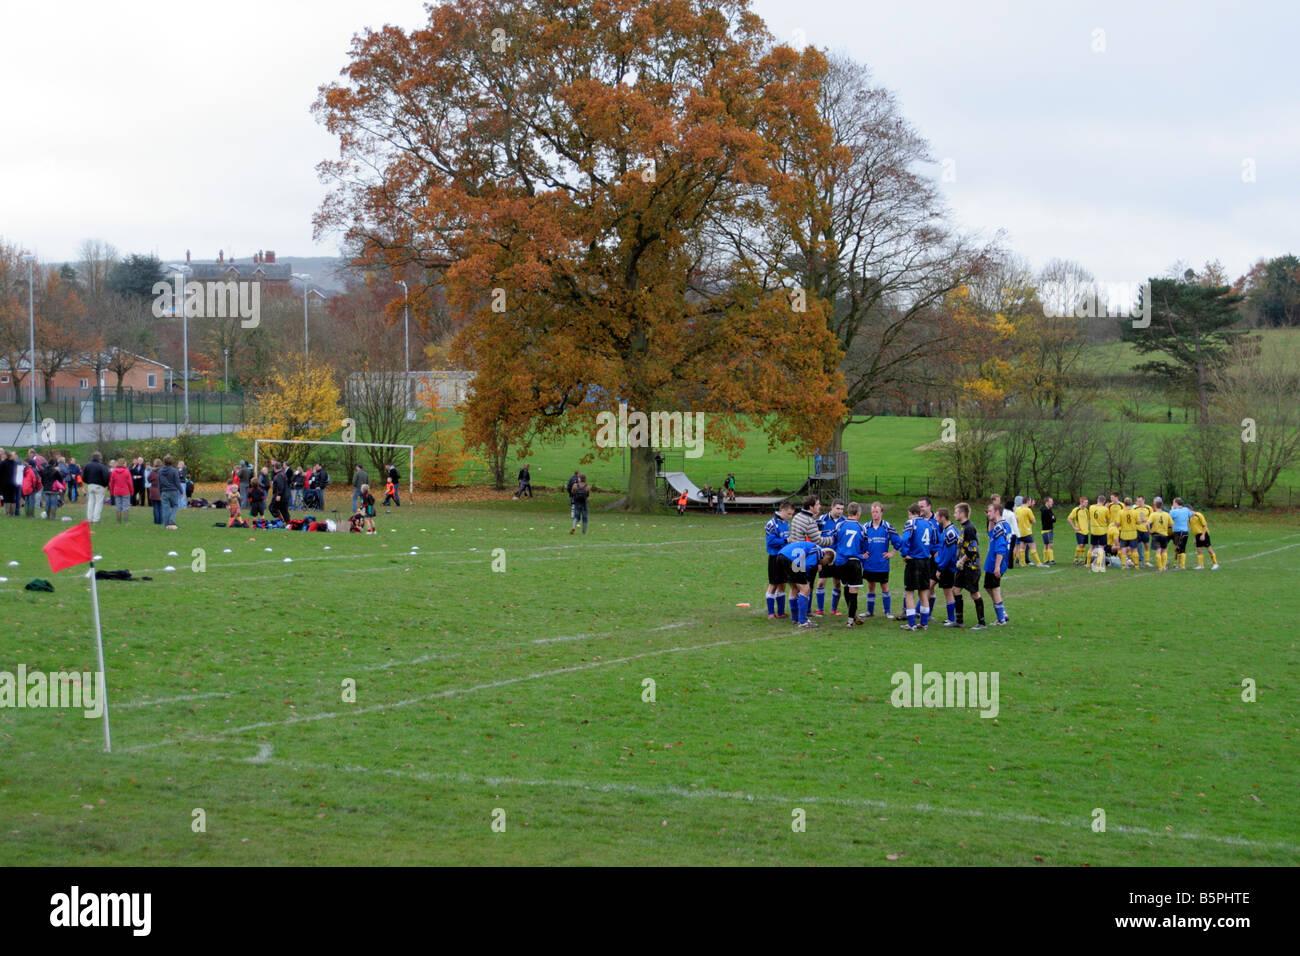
1225;541;1300;563
122;631;791;754
121;536;755;581
117;692;232;709
165;752;1298;854
533;632;612;645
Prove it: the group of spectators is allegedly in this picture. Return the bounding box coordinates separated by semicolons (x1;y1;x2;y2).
1;448;82;519
2;448;408;530
0;447;193;527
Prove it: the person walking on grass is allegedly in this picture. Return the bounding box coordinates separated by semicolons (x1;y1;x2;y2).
566;469;581;524
569;473;590;535
386;463;402;506
514;463;532;499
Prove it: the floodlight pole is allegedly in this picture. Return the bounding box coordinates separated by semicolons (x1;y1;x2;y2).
398;280;410;410
292;273;311;361
179;271;189;428
27;255;37;439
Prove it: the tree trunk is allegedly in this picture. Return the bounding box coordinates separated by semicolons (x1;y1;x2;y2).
829;417;848;455
1196;363;1210;425
625;443;658;511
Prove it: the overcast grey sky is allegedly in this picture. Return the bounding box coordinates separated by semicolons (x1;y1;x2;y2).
1;0;1294;283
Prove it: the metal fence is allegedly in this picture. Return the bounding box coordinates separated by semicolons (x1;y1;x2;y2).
0;387;246;443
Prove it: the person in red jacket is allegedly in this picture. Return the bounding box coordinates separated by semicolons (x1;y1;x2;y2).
108;458;134;524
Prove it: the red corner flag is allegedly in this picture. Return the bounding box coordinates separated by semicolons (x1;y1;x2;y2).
43;520;94;574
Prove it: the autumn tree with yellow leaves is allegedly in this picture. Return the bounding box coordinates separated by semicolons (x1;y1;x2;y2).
240;362;345;466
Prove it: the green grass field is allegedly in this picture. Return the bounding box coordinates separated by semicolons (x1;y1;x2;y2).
1;495;1296;865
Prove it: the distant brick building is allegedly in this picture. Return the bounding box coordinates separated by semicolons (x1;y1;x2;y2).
0;351;171;398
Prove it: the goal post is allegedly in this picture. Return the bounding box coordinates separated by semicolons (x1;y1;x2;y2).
252;438;416;499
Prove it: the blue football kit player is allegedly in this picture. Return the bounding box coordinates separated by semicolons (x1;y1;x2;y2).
764;501;794;618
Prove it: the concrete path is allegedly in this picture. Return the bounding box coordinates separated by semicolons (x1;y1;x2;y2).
0;422;241;447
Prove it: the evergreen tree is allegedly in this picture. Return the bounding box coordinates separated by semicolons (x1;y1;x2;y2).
1122;272;1247;423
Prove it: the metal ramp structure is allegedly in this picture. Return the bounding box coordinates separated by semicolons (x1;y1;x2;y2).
654;450;850;514
807;450;849;503
661;471;801;513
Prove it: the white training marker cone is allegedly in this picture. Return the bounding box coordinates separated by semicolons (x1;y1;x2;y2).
324;546;331;550
223;548;232;553
265;547;273;552
163;566;176;572
168;551;179;557
284;557;293;563
7;561;17;567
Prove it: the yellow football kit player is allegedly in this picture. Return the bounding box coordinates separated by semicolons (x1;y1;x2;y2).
1148;508;1173;570
1189;511;1218;569
1119;507;1140;568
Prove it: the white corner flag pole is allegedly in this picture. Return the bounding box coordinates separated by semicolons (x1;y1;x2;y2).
87;559;112;753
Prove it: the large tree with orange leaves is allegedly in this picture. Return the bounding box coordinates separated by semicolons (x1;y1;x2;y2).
314;0;845;507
